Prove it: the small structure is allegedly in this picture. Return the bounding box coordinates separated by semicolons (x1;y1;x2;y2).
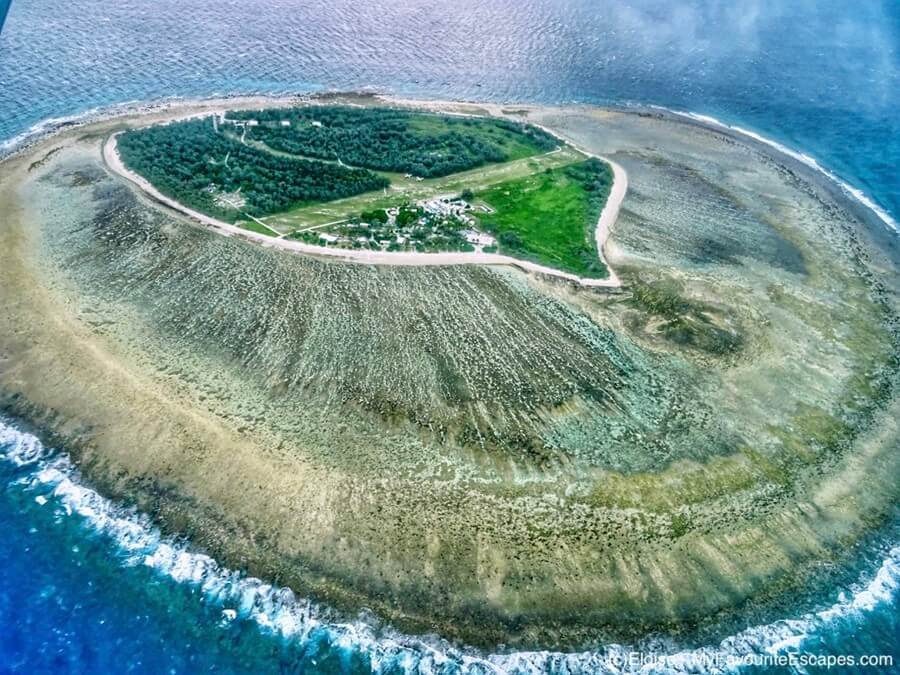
422;198;452;217
319;233;338;243
462;230;496;247
421;197;475;222
280;120;291;127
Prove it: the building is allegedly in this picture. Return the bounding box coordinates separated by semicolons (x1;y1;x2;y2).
462;230;497;247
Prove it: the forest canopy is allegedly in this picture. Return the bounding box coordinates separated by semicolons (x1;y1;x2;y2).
117;119;389;220
226;106;558;178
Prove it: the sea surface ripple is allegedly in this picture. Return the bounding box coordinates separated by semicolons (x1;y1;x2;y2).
1;1;899;672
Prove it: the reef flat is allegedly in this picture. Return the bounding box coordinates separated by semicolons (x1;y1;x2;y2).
1;95;899;650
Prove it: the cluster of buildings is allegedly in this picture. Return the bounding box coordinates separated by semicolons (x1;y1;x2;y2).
313;195;497;252
421;196;470;219
420;197;497;248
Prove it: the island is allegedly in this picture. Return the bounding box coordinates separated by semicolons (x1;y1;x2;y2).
111;105;614;281
1;94;899;653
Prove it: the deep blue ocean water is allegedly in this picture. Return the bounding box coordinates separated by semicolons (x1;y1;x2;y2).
1;1;899;672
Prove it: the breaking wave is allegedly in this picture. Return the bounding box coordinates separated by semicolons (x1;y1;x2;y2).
2;419;898;674
653;106;899;235
0;95;244;160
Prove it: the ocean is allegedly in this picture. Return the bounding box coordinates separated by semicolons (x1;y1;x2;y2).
0;0;898;672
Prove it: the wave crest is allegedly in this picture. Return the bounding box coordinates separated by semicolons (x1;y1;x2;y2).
1;420;898;673
652;106;898;234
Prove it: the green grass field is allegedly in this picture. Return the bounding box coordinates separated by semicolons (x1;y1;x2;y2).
234;218;280;237
474;159;613;278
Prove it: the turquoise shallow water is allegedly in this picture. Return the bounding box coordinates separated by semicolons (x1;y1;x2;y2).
1;1;899;672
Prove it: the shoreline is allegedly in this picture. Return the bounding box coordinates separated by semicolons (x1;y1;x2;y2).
101;111;625;288
3;417;900;671
650;105;899;235
4;94;900;653
4;90;895;247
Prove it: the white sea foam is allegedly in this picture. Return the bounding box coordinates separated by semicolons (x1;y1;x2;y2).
0;104;132;158
2;419;899;674
652;106;899;234
0;93;303;160
0;96;215;159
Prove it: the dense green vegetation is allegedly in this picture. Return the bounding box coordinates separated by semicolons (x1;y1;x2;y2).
475;158;613;278
226;106;557;178
117;119;388;220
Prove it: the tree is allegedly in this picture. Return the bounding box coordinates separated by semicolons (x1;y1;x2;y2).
499;231;523;249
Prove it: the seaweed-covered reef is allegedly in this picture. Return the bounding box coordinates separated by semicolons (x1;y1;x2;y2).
1;100;898;649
